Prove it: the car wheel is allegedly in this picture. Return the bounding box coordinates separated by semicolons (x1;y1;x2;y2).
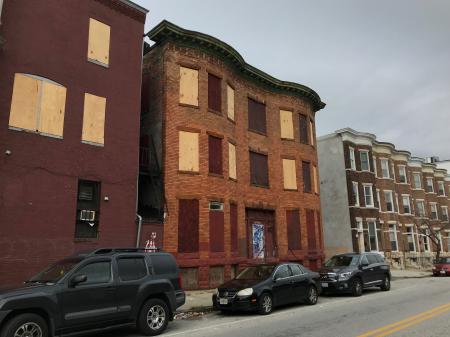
0;313;48;337
305;285;318;305
380;275;391;291
351;278;363;297
258;293;273;315
138;298;169;336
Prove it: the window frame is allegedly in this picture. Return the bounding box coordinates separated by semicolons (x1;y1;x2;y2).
380;159;390;178
398;165;407;184
426;177;434;193
349;147;356;170
247;97;267;135
384;190;394;212
388;224;398;252
413;172;422;189
352;182;360;207
249;150;269;188
402;195;411;214
359;150;370;172
363;184;374;208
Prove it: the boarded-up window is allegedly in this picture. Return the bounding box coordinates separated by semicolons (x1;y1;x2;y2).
313;165;319;193
317;211;323;249
208;73;221;112
250;151;269;187
230;203;238;252
179;66;199;106
302;161;312;193
306;209;316;250
88;18;110;66
287;210;301;250
179;131;199;172
228;142;237;180
208;135;222;175
210;204;224;252
227;85;235;120
280;110;294;139
309;119;315;146
248;98;266;134
9;73;66;137
178;199;199;253
299;114;309;144
282;159;297;190
82;93;106;145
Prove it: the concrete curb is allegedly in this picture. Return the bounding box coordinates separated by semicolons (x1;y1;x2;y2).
391;274;431;280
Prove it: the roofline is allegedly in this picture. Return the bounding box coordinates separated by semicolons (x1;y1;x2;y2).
146;20;325;112
119;0;149;14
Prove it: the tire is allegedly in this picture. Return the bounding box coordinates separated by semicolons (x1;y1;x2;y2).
380;275;391;291
137;298;170;336
304;285;318;305
351;278;363;297
258;293;273;315
0;313;48;337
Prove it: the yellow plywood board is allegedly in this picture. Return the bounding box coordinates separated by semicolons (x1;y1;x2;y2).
88;18;110;66
39;81;66;137
280;110;294;139
228;142;237;179
9;73;41;131
283;159;297;190
179;131;199;171
82;93;106;145
227;85;235;120
179;66;198;106
309;120;315;146
313;165;319;193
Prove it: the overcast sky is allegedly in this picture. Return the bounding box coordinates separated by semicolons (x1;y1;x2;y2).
135;0;450;160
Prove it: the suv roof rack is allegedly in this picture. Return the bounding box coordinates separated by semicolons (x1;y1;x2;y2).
88;247;163;256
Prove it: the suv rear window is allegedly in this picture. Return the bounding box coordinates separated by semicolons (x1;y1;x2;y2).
151;255;177;275
117;257;147;281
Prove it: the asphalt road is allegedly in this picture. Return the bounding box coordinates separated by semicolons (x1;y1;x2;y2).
98;277;450;337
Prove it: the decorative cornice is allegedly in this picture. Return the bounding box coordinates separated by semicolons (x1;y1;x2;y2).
146;20;325;112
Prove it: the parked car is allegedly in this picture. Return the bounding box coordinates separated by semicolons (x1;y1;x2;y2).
432;257;450;276
0;248;185;337
212;263;321;315
319;253;391;297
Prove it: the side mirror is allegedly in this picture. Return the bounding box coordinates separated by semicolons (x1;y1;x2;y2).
273;275;278;282
70;274;87;287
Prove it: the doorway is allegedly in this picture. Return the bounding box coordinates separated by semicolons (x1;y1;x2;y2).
246;209;277;259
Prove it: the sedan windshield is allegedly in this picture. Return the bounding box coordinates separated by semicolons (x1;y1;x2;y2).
436;257;450;264
29;258;82;283
325;255;359;267
235;265;275;280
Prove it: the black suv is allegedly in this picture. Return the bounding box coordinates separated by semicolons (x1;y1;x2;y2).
319;253;391;296
0;248;185;337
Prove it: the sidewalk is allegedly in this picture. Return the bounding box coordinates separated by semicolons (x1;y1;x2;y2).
177;269;432;313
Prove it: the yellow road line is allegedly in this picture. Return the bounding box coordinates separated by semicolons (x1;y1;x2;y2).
357;302;450;337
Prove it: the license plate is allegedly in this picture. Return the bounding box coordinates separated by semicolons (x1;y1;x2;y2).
441;270;446;274
219;298;228;305
321;282;328;288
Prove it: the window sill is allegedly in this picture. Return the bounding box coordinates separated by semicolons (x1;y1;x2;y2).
8;127;64;140
82;140;104;147
87;58;109;68
248;129;267;137
179;103;200;109
229;177;237;182
74;237;99;242
227;117;236;124
208;173;224;178
284;188;298;192
250;184;270;189
208;108;222;116
281;138;295;142
178;170;200;175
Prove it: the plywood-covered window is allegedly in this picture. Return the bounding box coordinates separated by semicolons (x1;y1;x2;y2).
250;151;269;187
287;210;301;250
309;119;315;146
87;18;110;66
282;159;297;190
82;93;106;145
228;142;237;180
306;209;316;250
208;135;222;175
313;165;319;193
179;131;199;172
208;73;221;112
248;98;266;134
280;110;294;140
299;114;309;144
179;66;199;106
178;199;199;253
9;73;66;138
209;201;224;252
227;84;235;121
302;161;312;193
230;203;238;252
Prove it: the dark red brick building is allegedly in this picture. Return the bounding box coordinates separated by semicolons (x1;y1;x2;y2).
0;0;147;285
139;21;326;289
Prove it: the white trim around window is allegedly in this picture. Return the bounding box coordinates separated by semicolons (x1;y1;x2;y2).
349;147;356;171
352;181;360;207
363;183;374;207
359;150;370;172
380;158;390;178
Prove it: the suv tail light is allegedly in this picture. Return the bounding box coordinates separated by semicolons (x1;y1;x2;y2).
178;273;183;289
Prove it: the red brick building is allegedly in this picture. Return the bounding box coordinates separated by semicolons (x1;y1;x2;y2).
0;0;147;285
140;21;326;289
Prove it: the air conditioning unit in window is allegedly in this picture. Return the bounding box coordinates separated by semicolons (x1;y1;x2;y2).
80;210;96;221
209;201;224;211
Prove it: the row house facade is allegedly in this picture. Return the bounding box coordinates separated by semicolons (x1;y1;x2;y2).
139;21;326;289
318;128;450;268
0;0;147;285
